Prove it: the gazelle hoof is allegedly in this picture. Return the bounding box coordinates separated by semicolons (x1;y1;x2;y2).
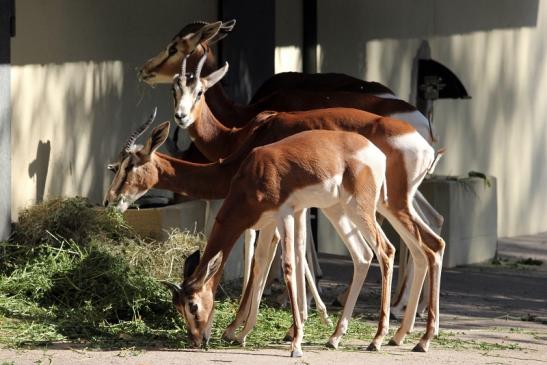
387;338;400;346
325;340;338;349
412;343;428;352
366;342;380;351
221;329;237;343
290;349;303;358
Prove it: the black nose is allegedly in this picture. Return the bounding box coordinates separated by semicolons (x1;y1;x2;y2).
175;112;186;120
103;200;109;208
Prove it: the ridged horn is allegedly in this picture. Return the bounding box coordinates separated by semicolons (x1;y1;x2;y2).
195;52;208;78
123;107;157;153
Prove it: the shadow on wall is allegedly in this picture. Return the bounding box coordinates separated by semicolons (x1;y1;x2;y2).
11;0;217;65
28;140;51;203
315;0;539;78
10;0;215;212
310;0;545;236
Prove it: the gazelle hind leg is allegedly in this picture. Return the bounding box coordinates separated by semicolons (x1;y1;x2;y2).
379;205;428;346
321;204;373;350
379;204;444;351
411;206;445;347
345;204;395;351
391;246;411;320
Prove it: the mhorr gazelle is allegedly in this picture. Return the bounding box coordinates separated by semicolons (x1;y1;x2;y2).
104;120;394;357
139;19;443;317
169;57;445;352
104;110;332;329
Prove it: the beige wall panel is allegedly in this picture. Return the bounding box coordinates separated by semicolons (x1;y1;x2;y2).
11;0;216;220
317;0;546;237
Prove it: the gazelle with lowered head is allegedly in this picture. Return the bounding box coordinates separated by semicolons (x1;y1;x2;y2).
104;120;394;357
171;57;445;352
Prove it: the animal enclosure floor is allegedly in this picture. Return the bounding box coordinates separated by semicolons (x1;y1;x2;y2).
2;233;546;364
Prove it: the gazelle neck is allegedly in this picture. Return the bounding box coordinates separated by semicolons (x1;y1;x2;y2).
152;152;237;199
193;197;261;291
188;98;253;160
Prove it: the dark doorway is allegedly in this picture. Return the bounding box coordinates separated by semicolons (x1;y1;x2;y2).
0;0;14;239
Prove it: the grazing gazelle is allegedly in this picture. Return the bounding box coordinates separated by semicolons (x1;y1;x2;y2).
104;121;394;357
170;57;445;352
105;111;331;328
139;19;443;319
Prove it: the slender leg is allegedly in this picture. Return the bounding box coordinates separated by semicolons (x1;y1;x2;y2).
393;191;443;319
278;210;304;357
306;210;323;278
284;209;308;341
295;209;308;323
379;204;444;352
242;229;257;298
321;204;373;350
344;198;395;351
305;260;331;326
222;224;278;343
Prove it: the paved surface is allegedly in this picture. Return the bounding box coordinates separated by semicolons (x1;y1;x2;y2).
2;233;547;364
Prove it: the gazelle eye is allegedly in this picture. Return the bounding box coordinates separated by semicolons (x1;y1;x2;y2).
197;90;203;97
168;46;177;55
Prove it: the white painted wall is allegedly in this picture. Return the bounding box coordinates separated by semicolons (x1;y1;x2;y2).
313;0;546;237
10;0;216;219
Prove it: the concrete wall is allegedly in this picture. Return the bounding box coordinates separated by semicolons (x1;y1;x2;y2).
312;0;546;237
10;0;216;220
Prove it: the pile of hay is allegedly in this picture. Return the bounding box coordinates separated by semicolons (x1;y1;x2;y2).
0;197;205;347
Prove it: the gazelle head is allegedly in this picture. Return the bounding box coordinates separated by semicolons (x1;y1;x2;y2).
163;249;223;349
138;20;235;85
103;110;170;212
172;53;229;128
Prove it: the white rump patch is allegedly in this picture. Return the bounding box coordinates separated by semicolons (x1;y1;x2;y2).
389;111;436;145
388;132;435;194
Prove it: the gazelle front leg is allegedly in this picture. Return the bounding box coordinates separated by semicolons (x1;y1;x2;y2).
284;209;308;341
222;224;278;343
278;209;304;357
242;229;257;297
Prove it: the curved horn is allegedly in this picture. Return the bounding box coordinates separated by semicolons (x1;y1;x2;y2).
180;55;188;78
123;107;157;153
195;52;208;78
160;280;182;294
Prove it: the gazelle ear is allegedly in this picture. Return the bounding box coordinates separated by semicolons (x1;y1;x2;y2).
203;251;223;283
202;62;229;90
142;121;170;156
183;249;201;279
200;21;223;42
208;19;236;44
